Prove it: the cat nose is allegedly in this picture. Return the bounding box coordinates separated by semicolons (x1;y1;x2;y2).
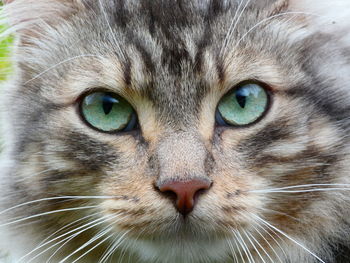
157;179;212;216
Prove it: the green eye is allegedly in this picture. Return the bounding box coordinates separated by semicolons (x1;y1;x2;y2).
216;83;269;126
81;92;137;132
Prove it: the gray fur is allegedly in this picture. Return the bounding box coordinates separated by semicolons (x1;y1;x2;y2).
0;0;350;262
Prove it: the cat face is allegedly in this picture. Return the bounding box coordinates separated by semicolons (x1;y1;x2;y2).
1;0;350;262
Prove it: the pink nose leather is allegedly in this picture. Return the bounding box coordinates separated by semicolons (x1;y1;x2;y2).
158;179;211;216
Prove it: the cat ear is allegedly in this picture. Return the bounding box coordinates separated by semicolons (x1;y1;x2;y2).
1;0;83;37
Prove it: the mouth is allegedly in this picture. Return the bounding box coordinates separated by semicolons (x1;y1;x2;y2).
115;211;231;241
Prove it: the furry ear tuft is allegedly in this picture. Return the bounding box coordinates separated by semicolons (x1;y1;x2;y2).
1;0;82;38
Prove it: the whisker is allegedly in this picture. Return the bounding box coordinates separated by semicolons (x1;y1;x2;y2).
58;216;126;263
233;229;254;263
257;183;350;190
250;183;350;193
0;206;98;228
256;223;289;260
71;233;114;263
39;212;100;247
243;230;266;263
98;235;118;263
255;188;350;194
232;233;246;263
46;215;121;263
234;12;322;49
220;0;245;57
116;227;139;263
250;223;283;263
45;231;80;263
20;215;114;263
0;196;120;216
226;237;239;263
247;231;274;263
221;0;253;58
253;214;325;263
46;233;77;263
259;208;301;223
59;226;113;263
97;235;119;263
98;231;130;263
98;0;126;61
44;214;104;263
24;54;102;84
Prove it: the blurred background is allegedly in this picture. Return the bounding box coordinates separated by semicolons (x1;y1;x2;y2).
0;2;13;81
0;4;13;147
0;33;12;81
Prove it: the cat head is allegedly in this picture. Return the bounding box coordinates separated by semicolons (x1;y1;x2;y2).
1;0;350;262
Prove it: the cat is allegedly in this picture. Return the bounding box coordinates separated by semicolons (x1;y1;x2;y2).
0;0;350;262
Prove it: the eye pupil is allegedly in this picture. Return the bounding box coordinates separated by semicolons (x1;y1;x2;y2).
102;96;115;115
236;93;246;108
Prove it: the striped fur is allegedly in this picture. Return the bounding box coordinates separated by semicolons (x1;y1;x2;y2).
0;0;350;262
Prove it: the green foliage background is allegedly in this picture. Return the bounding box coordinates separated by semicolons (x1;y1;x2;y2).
0;7;13;262
0;5;15;261
0;2;12;81
0;26;12;81
0;8;12;150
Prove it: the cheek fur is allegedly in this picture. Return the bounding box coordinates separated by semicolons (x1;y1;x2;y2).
1;0;350;262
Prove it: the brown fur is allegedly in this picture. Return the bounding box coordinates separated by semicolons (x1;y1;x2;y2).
1;0;350;262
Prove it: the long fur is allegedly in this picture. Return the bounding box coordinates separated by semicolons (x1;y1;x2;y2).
0;0;350;262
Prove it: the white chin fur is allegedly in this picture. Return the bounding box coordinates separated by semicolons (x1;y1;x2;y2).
126;237;232;263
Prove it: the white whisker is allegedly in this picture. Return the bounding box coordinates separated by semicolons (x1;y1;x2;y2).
235;12;321;49
226;237;239;263
253;214;325;263
98;0;126;61
220;0;245;57
45;215;119;263
234;229;254;263
71;233;114;263
247;231;274;263
98;235;117;263
243;230;266;263
257;223;289;260
39;212;100;247
221;0;253;57
259;208;300;223
98;231;130;263
20;215;114;263
254;188;350;193
57;215;125;263
250;223;283;263
0;205;98;228
59;226;113;263
250;183;350;193
24;54;102;84
232;233;246;263
46;231;78;263
0;196;120;216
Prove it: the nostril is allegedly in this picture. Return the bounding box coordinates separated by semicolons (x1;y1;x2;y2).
193;188;207;205
161;189;177;202
157;179;212;216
